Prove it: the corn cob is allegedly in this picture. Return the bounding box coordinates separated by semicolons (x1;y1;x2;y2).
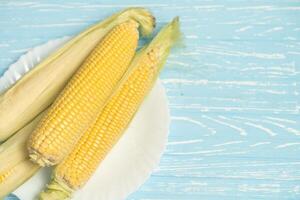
0;7;155;142
0;113;44;199
40;17;181;200
28;20;141;167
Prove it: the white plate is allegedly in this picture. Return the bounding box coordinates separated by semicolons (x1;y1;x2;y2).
0;37;170;200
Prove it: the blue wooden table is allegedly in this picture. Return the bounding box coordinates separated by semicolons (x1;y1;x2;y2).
1;0;299;199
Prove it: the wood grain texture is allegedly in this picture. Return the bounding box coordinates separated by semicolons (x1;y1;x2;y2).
0;0;299;199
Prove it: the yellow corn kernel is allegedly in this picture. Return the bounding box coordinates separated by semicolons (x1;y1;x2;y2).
39;17;181;200
0;169;13;184
28;20;139;167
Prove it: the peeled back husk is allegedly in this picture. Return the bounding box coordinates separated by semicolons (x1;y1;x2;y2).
0;112;44;198
0;112;44;173
0;160;40;199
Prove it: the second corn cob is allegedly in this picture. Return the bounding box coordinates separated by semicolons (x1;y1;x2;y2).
39;17;181;200
28;20;144;166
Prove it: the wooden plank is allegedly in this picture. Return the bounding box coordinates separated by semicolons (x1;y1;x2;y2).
0;0;299;199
